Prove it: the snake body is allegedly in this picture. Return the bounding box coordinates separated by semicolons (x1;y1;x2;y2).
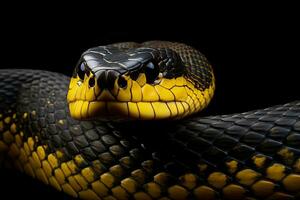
1;41;300;200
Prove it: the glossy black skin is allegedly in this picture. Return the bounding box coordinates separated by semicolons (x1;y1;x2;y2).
74;46;184;89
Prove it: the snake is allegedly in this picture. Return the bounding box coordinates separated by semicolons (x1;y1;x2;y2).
0;41;300;200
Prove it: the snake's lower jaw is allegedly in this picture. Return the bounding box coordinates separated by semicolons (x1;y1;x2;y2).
68;94;190;121
68;99;193;121
68;101;122;120
67;100;138;121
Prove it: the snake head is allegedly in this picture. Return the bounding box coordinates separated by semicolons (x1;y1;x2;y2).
67;43;214;121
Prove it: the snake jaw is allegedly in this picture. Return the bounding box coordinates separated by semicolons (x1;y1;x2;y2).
67;72;214;121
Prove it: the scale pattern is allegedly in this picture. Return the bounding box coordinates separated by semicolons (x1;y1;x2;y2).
1;70;300;199
0;41;300;200
111;41;214;91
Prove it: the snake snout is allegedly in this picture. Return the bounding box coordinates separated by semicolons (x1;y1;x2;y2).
95;70;124;90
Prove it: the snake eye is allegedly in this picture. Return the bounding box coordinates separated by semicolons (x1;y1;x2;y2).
144;62;159;84
77;62;86;80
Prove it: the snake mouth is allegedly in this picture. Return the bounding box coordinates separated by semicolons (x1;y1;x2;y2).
68;99;191;120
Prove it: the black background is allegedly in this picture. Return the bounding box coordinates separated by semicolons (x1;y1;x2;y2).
0;4;299;199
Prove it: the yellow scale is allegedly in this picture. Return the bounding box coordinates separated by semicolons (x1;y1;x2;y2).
67;69;215;121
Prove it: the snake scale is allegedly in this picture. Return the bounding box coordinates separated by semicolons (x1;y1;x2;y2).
1;41;300;200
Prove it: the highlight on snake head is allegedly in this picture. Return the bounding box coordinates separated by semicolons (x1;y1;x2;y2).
67;43;215;120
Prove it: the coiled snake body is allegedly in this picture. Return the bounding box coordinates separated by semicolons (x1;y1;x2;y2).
1;41;300;200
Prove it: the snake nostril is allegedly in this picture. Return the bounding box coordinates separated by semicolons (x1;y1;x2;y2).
117;76;127;88
89;76;95;87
